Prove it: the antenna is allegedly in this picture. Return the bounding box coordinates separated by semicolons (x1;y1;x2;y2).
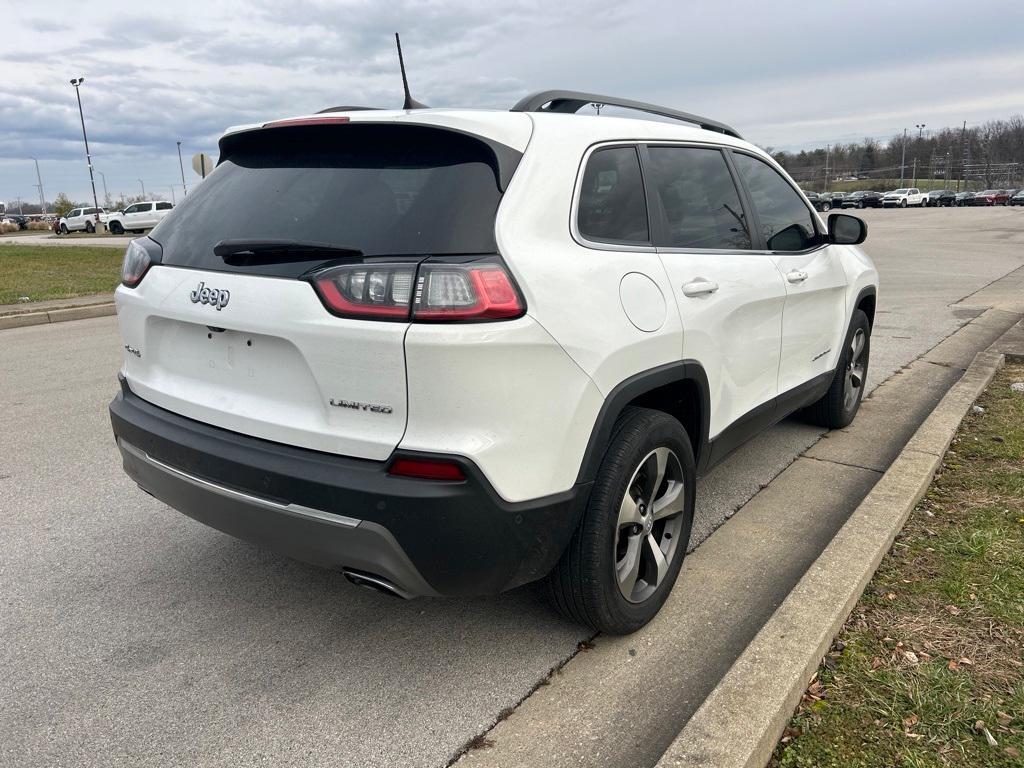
395;33;429;110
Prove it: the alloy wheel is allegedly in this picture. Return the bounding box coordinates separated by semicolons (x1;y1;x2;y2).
613;447;686;603
844;328;867;412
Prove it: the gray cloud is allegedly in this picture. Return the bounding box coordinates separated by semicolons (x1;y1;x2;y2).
3;0;1023;203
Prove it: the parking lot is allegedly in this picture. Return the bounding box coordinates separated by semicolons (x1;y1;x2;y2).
2;206;1023;768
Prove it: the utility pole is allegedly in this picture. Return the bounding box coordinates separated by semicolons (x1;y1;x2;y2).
31;158;46;213
957;120;967;192
899;128;908;186
167;185;176;205
69;78;101;225
914;124;925;186
138;179;146;199
176;140;188;195
97;170;109;201
824;144;830;192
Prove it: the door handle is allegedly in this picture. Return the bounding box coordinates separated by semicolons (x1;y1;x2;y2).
681;280;719;297
786;270;809;284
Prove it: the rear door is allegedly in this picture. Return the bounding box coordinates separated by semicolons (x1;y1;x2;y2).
730;151;848;397
646;144;786;446
117;122;517;460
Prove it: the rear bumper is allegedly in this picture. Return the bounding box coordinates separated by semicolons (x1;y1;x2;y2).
109;378;590;597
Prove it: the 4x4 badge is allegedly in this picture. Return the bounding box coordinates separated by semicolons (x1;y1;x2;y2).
190;282;230;310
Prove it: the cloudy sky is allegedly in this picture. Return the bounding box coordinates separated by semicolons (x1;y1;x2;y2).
2;0;1023;206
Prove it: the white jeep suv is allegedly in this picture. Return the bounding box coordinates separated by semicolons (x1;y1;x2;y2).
110;92;878;634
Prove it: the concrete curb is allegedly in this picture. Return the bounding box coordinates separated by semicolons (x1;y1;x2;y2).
0;302;115;330
655;345;1006;768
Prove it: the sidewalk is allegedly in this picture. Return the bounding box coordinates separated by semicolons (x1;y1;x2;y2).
0;292;115;329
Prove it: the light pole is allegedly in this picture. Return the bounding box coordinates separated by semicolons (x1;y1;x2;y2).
899;127;908;187
914;124;925;186
176;141;188;195
166;185;176;205
138;179;146;199
31;158;46;214
69;77;101;225
97;170;109;202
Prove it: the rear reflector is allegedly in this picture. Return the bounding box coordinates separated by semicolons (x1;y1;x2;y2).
388;457;466;481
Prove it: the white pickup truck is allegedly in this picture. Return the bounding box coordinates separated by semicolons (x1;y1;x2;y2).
106;201;174;235
882;188;924;208
59;207;109;233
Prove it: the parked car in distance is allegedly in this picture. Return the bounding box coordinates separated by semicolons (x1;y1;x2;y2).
59;207;108;234
2;214;29;230
882;188;924;208
841;191;883;209
106;201;174;234
936;190;959;207
973;189;1011;206
824;191;846;209
804;191;831;211
1009;190;1024;206
955;192;975;207
108;94;878;635
922;190;949;207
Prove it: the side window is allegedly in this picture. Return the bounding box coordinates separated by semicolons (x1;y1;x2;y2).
69;209;80;218
156;202;173;210
123;205;137;214
732;153;819;252
647;146;751;250
577;146;649;244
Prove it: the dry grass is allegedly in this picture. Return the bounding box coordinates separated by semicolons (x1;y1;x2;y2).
772;363;1024;768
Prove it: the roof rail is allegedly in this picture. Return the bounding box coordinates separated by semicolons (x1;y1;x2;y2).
510;90;742;140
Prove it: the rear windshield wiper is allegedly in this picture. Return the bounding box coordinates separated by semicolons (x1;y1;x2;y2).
214;239;363;258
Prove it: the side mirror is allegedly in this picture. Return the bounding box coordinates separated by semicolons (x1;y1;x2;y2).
828;213;867;245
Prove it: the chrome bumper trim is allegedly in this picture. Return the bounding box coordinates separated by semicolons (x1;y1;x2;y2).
118;439;361;529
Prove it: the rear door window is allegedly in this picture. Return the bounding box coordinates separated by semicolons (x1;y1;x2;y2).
732;153;820;252
577;146;650;245
150;124;519;278
647;146;751;250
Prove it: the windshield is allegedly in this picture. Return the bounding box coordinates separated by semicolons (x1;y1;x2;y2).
150;124;519;278
892;189;909;194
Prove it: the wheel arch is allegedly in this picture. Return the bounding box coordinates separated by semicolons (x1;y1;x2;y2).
576;361;711;483
854;285;876;328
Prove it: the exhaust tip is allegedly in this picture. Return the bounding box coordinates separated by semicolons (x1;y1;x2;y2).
343;568;413;599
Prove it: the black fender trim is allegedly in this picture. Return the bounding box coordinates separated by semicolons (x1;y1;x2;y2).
575;360;711;483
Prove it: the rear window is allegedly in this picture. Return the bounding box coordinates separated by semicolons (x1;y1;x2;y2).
150;124;518;277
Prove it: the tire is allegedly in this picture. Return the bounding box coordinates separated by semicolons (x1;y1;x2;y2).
822;202;831;212
802;309;871;429
856;201;864;209
60;224;69;234
85;221;95;233
547;407;696;635
109;221;124;235
900;199;907;208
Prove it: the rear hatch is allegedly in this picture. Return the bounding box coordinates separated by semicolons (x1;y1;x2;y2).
116;121;520;460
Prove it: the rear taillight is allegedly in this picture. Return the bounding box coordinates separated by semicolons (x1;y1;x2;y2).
311;263;417;320
310;259;525;322
121;238;161;288
413;263;524;321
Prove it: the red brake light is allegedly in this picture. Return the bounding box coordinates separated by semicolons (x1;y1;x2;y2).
263;116;351;128
121;238;160;288
388;457;466;481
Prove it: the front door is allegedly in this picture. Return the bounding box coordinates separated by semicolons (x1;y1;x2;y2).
730;152;848;397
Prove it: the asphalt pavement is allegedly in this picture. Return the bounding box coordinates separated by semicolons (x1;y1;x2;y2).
2;207;1023;767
